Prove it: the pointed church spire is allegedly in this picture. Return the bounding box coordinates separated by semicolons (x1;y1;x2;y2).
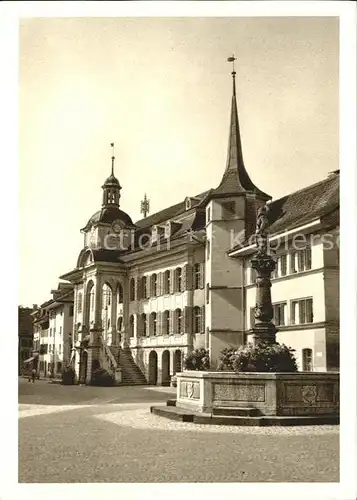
212;56;270;199
226;55;245;175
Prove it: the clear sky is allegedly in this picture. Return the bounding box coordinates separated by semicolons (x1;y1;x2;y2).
19;16;338;307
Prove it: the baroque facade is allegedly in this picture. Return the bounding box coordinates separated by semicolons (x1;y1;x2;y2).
56;70;339;385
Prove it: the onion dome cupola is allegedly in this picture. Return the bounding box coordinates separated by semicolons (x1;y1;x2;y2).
80;143;135;235
102;143;122;208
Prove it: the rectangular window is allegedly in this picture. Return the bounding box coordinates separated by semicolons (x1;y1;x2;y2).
59;344;62;354
280;254;287;276
302;348;313;371
291;298;313;325
69;305;74;316
290;252;297;273
194;263;201;290
273;302;286;326
271;261;278;279
298;248;312;272
222;201;236;219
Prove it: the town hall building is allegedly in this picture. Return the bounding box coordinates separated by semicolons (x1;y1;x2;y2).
51;68;339;385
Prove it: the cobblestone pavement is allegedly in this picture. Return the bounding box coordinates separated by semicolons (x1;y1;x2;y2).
18;380;339;483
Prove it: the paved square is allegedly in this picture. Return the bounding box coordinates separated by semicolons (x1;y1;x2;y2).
18;379;339;483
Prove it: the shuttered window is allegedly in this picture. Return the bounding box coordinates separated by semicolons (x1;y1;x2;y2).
151;274;157;297
193;306;201;333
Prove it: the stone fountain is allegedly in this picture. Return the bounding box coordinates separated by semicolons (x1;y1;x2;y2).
151;205;339;426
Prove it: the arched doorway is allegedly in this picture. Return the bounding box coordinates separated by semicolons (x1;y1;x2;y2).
148;351;158;385
161;350;170;386
79;349;88;384
174;350;182;374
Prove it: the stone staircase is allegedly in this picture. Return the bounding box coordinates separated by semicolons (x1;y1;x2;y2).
109;346;147;386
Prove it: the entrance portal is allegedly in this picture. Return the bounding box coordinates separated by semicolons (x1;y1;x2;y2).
148;351;158;385
174;349;182;374
161;350;170;386
79;350;88;384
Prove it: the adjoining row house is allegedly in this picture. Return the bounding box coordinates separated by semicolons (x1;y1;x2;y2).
18;306;34;375
56;68;339;386
31;283;74;378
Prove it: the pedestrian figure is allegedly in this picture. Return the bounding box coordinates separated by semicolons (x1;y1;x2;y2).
31;368;36;383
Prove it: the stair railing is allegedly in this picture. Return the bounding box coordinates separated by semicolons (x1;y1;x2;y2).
100;336;118;373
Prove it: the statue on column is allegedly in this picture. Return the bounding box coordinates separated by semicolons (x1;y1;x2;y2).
255;205;269;256
250;203;277;344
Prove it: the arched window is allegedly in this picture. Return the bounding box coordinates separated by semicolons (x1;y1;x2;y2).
193;306;201;333
150;312;157;336
175;308;183;334
102;283;112;309
117;283;123;304
302;348;313;371
142;276;148;300
129;315;134;337
141;313;147;336
90;289;95;311
175;267;182;292
164;270;170;294
130;278;136;301
151;273;157;297
163;310;170;335
117;316;123;332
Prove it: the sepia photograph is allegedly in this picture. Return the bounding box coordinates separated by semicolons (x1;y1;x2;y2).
1;1;355;498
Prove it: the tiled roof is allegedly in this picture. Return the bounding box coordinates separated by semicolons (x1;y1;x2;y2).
268;172;339;235
135;190;209;229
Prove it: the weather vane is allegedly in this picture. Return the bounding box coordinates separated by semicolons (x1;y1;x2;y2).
110;142;115;175
140;193;150;218
227;54;236;75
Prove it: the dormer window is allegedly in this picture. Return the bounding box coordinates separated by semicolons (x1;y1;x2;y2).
151;225;164;243
165;222;171;239
185;197;192;210
152;226;158;243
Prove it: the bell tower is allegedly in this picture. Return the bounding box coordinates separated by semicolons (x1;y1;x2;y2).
204;56;271;366
102;142;121;208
